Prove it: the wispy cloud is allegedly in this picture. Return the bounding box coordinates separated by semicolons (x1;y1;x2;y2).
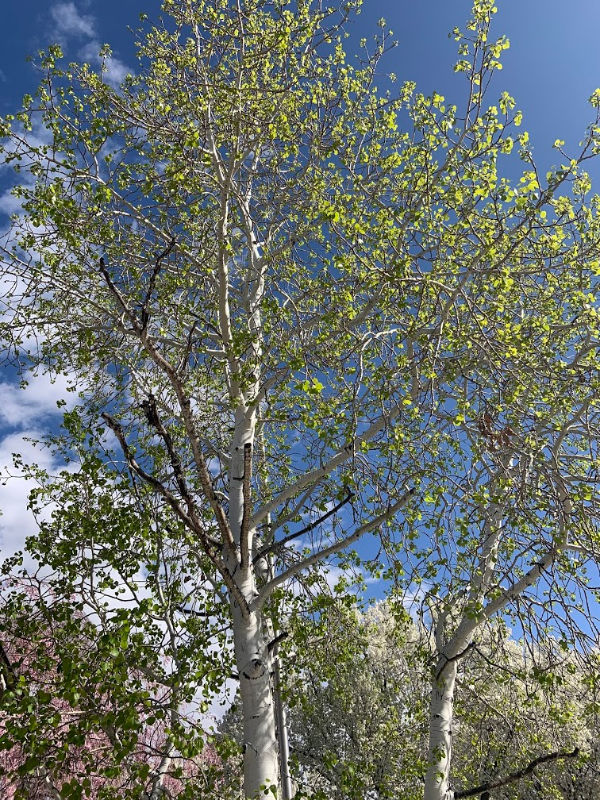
102;55;130;87
50;2;96;40
47;2;132;88
79;41;131;88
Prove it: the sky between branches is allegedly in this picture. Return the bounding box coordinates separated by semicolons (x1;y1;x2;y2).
1;0;599;570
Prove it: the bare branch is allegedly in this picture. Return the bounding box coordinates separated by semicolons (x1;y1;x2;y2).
129;335;237;554
98;256;137;324
140;394;197;516
101;412;249;618
254;488;355;563
454;748;580;799
253;488;414;610
251;404;405;527
140;237;176;331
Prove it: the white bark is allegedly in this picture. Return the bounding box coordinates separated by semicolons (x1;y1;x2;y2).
232;585;280;799
228;401;279;798
424;488;507;800
273;650;293;800
207;125;286;794
424;660;458;800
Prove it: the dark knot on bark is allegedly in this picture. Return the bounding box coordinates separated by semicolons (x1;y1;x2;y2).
242;658;266;680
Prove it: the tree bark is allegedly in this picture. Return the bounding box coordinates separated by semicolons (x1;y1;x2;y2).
229;406;280;798
233;589;279;799
424;660;458;800
273;643;293;800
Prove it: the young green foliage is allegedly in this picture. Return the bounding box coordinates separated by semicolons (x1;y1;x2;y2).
1;0;600;797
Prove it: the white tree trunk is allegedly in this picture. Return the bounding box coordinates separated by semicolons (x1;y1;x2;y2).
232;589;279;799
273;650;293;800
424;660;458;800
229;408;280;799
423;493;508;800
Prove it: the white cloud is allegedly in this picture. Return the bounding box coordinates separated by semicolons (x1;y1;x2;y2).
102;55;130;87
0;370;79;565
0;371;77;428
50;2;96;39
0;430;62;565
79;40;131;88
0;191;25;218
47;4;133;88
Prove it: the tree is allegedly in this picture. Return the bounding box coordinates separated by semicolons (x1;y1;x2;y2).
232;601;430;800
0;576;222;800
269;603;594;800
2;0;600;797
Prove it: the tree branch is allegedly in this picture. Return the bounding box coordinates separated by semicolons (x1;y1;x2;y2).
98;256;137;324
102;412;249;618
253;488;355;563
267;631;288;653
115;318;237;555
251;403;405;527
435;641;475;681
454;748;580;798
253;488;414;610
482;549;556;621
140;237;176;331
176;393;237;554
140;394;197;517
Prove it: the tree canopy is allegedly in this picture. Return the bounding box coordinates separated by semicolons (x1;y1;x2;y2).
1;0;600;798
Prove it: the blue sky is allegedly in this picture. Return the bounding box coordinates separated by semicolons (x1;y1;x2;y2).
1;0;600;567
3;0;600;165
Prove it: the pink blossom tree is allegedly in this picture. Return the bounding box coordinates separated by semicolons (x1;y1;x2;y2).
0;575;224;800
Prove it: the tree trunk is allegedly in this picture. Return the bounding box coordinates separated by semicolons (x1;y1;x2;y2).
424;660;458;800
273;646;293;800
229;408;280;798
232;593;280;799
423;500;506;800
